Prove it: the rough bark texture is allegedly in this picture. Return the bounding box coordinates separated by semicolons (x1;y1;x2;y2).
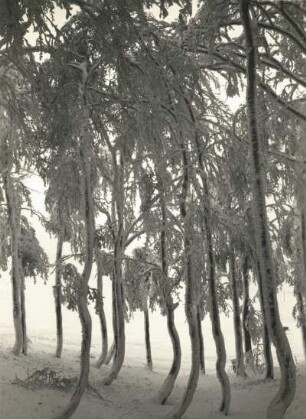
157;179;181;405
171;142;200;419
56;96;94;418
242;256;252;361
229;250;246;377
197;305;205;374
95;258;108;368
240;1;296;416
55;230;64;358
144;307;153;370
3;154;23;356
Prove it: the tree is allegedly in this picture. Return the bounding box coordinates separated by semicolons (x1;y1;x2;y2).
240;1;296;416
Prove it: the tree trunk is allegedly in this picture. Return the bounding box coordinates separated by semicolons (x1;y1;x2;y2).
171;140;200;419
197;305;205;374
56;104;94;418
296;289;306;360
55;229;64;358
104;152;125;386
201;180;231;414
240;2;296;416
229;250;246;377
255;262;274;379
242;256;252;364
157;178;181;405
95;258;108;368
105;341;115;365
19;262;27;355
184;93;231;415
299;210;306;359
2;156;23;356
144;307;153;370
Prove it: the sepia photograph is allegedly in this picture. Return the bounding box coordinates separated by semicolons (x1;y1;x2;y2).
0;1;305;418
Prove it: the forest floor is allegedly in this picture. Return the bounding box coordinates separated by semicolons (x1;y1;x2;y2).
0;333;305;419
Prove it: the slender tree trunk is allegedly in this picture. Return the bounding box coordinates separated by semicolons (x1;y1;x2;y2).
104;152;125;385
171;140;200;419
95;258;108;368
202;179;231;414
299;211;306;359
55;229;64;358
105;341;115;365
197;305;205;374
144;306;153;370
157;177;181;405
19;262;27;355
255;262;274;379
242;256;253;364
184;93;231;415
2;154;23;356
56;92;94;418
296;289;306;360
240;2;296;416
229;249;246;377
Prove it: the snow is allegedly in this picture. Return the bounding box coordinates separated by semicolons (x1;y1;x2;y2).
0;330;305;419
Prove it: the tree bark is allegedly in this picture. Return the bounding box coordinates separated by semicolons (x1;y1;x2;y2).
95;258;108;368
299;210;306;359
242;256;252;363
229;249;246;377
240;2;296;416
105;341;115;365
56;93;94;418
2;150;23;356
255;262;274;379
184;91;231;415
197;305;205;374
55;228;64;358
156;177;181;405
144;306;153;370
171;139;200;419
104;152;125;386
19;261;27;355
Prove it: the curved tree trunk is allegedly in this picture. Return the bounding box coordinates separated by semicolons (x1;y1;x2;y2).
171;140;200;419
229;249;246;377
19;262;27;355
2;154;23;356
192;160;231;413
157;178;181;404
197;305;205;374
240;2;296;416
242;256;252;364
95;258;108;368
157;306;181;404
55;229;64;358
105;341;115;365
56;100;95;418
144;306;153;370
184;92;231;415
104;152;125;386
205;204;231;415
255;262;274;379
